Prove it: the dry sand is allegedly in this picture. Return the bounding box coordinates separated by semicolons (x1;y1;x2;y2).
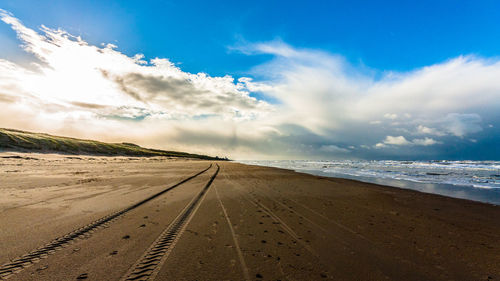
0;152;499;280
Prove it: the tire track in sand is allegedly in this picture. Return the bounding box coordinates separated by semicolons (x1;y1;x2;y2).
0;164;212;280
219;168;318;258
229;164;435;281
214;185;251;281
121;164;220;281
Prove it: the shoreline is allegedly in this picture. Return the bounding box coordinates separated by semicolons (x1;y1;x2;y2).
1;153;499;280
239;160;500;206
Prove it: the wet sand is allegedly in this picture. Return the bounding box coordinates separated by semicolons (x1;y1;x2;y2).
1;153;499;280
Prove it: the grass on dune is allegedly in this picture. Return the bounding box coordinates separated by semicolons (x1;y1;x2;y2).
0;128;224;160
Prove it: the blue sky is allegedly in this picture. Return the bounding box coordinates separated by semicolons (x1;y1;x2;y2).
3;0;500;76
0;1;499;159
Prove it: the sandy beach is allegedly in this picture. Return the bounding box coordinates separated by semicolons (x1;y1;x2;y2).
1;153;499;281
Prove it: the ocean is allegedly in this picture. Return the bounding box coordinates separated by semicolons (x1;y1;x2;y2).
238;160;500;205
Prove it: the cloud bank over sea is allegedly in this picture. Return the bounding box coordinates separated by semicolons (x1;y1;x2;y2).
0;10;499;159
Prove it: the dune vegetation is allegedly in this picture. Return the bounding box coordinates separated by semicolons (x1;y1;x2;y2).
0;128;223;160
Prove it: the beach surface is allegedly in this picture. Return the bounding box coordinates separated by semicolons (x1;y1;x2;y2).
1;153;499;281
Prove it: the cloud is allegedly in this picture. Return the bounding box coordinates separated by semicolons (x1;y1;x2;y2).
239;41;500;157
0;92;18;103
416;125;444;136
376;136;440;148
69;101;109;109
415;114;482;138
101;71;267;116
412;137;440;146
441;113;482;137
384;113;398;120
1;10;500;159
319;145;350;153
384;136;411;145
0;9;268;121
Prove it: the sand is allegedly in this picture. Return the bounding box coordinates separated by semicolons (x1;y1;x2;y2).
0;152;499;280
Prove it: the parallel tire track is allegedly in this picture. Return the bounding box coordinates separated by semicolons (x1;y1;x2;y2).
261;185;363;237
0;164;212;280
214;185;250;281
220;170;318;257
246;194;318;257
227;165;432;281
121;164;220;281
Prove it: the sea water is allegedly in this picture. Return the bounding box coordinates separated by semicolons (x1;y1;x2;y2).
238;160;500;205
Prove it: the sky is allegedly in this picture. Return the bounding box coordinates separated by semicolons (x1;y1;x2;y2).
0;1;499;160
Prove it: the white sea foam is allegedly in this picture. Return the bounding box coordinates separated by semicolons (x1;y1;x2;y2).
239;160;500;189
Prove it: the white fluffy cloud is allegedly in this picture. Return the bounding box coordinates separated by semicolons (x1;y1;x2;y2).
382;136;411;146
412;137;440;146
416;125;444;136
375;136;440;148
0;10;269;121
238;41;498;156
1;11;499;159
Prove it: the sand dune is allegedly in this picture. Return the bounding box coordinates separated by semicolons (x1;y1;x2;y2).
0;128;220;160
1;153;499;280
